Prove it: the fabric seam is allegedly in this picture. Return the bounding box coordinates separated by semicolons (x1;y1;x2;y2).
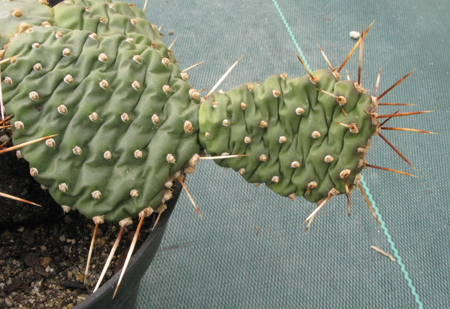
270;0;424;307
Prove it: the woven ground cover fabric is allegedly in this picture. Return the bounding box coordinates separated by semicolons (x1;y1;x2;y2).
131;0;449;307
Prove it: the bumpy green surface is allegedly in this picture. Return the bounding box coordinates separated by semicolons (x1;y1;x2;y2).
0;0;53;49
2;3;201;222
53;0;173;59
199;70;377;202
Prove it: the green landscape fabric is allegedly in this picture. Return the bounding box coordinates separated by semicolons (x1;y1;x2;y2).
132;0;449;307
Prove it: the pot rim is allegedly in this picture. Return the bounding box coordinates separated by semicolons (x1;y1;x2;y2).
74;181;181;308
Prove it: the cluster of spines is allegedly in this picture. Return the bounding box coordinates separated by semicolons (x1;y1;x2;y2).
289;27;433;227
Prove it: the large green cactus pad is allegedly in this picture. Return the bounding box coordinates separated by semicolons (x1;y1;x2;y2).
199;70;378;203
2;24;201;222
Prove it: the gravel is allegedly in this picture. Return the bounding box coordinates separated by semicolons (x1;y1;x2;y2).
0;210;156;308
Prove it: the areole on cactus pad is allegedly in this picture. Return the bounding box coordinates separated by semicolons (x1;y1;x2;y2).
0;0;431;227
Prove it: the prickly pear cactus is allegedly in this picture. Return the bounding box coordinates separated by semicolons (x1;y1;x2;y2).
199;70;377;203
1;0;201;222
0;0;421;225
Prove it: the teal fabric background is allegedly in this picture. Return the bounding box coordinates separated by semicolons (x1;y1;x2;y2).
129;0;449;307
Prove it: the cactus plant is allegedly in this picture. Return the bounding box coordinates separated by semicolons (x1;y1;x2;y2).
0;0;403;225
0;0;434;302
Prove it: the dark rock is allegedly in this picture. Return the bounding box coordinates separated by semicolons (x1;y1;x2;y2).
60;280;87;291
4;280;23;293
22;253;40;268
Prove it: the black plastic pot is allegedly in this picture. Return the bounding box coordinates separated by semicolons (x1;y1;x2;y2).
74;182;181;309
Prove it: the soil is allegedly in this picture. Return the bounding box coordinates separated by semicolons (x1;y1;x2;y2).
0;142;159;308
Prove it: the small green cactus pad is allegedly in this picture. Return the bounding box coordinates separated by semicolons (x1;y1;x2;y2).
2;25;201;222
0;0;53;50
199;70;378;203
